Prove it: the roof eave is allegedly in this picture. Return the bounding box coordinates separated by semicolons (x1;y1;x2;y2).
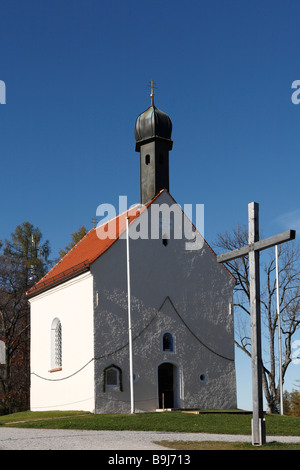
27;262;90;299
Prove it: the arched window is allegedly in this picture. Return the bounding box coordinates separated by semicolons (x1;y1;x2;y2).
145;154;150;165
50;318;62;370
162;332;174;352
103;364;123;391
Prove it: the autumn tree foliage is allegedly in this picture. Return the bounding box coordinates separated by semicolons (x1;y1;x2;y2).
283;387;300;417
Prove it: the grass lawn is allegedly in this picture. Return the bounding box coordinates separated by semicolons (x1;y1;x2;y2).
155;440;300;450
0;410;299;437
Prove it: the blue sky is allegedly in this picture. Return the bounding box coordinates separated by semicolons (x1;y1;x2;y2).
1;0;300;411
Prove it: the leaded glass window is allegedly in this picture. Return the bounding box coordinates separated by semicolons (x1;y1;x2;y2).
54;320;62;367
51;318;62;370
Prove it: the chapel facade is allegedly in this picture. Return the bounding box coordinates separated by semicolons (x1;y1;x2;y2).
28;89;237;413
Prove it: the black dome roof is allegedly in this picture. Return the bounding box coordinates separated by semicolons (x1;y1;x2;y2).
134;104;172;143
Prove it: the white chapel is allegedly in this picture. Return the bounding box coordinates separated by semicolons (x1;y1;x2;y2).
28;90;237;413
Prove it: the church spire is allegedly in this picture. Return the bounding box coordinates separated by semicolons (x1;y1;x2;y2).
134;83;173;205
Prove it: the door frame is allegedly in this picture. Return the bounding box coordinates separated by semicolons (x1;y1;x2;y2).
157;361;180;409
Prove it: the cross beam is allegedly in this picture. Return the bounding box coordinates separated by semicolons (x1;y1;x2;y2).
217;229;296;263
148;79;157;105
217;202;296;446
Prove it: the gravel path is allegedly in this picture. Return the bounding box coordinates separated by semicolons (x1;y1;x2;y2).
0;428;299;450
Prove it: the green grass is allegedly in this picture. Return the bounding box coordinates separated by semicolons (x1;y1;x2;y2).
155;440;300;450
0;410;299;437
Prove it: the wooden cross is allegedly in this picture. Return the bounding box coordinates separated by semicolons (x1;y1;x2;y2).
217;202;296;445
147;79;157;105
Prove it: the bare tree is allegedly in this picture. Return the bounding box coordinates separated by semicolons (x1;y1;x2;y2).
214;225;300;413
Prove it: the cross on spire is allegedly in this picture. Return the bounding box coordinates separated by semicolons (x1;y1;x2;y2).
147;79;157;106
91;216;97;228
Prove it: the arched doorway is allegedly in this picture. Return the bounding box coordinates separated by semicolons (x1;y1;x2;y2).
158;362;177;409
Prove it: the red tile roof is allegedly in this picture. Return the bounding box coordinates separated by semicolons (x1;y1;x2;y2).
26;193;159;298
27;189;233;298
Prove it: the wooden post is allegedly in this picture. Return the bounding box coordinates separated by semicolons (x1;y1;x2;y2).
248;202;265;445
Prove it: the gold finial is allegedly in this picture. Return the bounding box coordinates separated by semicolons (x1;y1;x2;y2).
147;79;157;106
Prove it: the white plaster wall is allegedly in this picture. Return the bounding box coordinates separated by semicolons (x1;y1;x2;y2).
91;192;237;413
30;272;95;412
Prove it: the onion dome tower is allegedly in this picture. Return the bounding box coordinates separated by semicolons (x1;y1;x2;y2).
134;81;173;205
